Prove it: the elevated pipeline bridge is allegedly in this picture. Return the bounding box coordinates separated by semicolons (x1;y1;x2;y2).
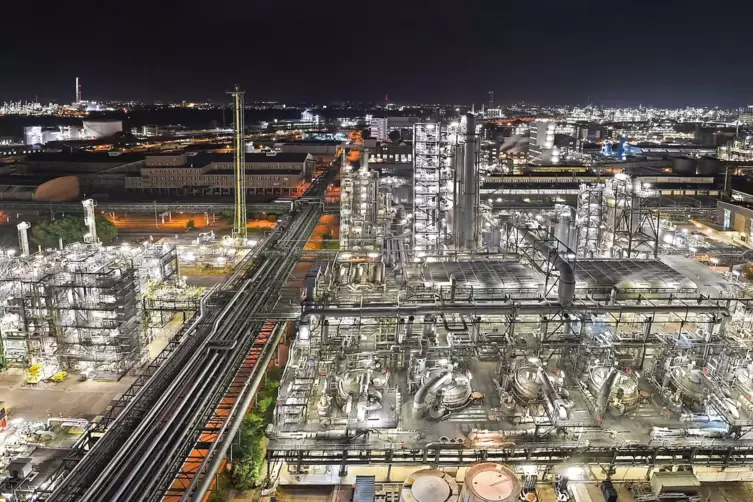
37;168;336;502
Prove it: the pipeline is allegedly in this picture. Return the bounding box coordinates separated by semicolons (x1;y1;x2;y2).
302;302;729;319
521;228;575;307
596;367;620;413
413;370;452;418
77;281;255;501
44;284;219;501
188;323;286;501
537;367;568;421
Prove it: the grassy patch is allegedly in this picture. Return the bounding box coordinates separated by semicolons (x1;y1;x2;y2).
230;367;283;490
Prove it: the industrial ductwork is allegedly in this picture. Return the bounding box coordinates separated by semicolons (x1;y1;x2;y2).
413;370;452;417
595;367;619;413
302;302;728;319
522;228;575;308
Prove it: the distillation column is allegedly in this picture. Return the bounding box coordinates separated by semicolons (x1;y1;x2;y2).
82;199;97;244
460;113;478;250
17;221;30;257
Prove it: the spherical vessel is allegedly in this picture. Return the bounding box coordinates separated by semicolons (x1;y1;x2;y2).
400;469;459;502
460;463;521;502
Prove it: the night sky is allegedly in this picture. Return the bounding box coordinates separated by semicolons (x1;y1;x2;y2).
2;0;752;106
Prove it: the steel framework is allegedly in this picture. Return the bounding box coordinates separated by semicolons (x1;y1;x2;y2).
229;86;247;240
340;147;379;249
413;123;454;255
575;183;604;258
36;168;337;502
604;175;659;258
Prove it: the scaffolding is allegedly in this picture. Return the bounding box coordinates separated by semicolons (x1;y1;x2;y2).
50;261;140;376
413;123;454;255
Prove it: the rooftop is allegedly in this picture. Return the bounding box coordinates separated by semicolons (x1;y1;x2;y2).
24;152;146;164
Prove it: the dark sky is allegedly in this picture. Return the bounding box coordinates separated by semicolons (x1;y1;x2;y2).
2;0;752;106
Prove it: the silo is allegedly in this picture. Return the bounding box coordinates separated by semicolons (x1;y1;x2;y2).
400;469;459;502
460;463;521;502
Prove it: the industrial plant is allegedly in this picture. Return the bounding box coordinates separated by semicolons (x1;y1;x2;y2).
0;200;192;380
264;114;753;501
6;100;753;501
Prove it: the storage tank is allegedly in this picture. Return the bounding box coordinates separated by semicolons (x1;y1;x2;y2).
460;463;521;502
400;469;459;502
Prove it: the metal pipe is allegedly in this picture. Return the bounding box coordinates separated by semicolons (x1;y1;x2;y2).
77;281;252;501
190;323;286;501
537;367;568;420
596;367;620;413
109;353;221;500
302;302;728;319
47;284;219;501
413;370;452;418
522;228;575;307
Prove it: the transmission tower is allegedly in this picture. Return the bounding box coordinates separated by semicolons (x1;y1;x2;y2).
229;86;247;240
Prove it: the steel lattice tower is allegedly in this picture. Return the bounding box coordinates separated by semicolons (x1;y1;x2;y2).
229;86;247;240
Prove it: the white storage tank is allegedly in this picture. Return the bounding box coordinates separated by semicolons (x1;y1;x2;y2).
460;463;521;502
400;469;459;502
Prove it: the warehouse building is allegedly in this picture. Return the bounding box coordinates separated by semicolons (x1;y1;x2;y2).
125;152;312;196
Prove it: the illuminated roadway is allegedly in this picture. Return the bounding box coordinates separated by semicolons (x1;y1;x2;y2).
39;168;336;502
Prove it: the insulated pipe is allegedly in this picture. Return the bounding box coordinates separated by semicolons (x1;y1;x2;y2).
413;370;452;417
78;279;256;501
537;367;568;420
109;353;221;500
596;367;620;413
302;302;728;319
396;318;406;344
189;323;286;501
522;228;575;307
462;113;477;250
322;319;330;345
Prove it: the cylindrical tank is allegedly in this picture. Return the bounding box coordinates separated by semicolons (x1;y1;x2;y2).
401;469;459;502
460;463;521;502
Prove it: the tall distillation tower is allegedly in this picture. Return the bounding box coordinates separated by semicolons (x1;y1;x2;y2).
229;86;247;240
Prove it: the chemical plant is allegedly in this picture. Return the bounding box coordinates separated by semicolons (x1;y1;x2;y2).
266;114;753;501
5;100;753;502
0;201;194;380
